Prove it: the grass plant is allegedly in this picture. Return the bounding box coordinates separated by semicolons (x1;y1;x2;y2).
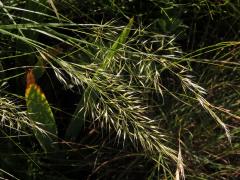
0;0;239;179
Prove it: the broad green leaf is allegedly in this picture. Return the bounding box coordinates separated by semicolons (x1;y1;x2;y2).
65;17;134;140
25;73;58;152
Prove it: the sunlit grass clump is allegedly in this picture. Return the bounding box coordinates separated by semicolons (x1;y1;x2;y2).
0;0;239;179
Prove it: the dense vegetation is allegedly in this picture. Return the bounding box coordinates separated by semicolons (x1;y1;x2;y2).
0;0;239;179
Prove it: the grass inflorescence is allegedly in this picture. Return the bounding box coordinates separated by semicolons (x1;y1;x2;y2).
0;0;239;179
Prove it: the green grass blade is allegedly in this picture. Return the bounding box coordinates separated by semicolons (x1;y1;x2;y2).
101;17;134;69
65;18;134;140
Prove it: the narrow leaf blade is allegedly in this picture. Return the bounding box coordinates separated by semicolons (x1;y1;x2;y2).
65;18;134;140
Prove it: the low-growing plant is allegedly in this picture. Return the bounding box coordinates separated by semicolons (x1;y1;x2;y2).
0;0;239;179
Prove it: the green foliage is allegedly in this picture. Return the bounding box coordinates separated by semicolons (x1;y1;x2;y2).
0;0;240;179
25;82;58;152
65;17;134;141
